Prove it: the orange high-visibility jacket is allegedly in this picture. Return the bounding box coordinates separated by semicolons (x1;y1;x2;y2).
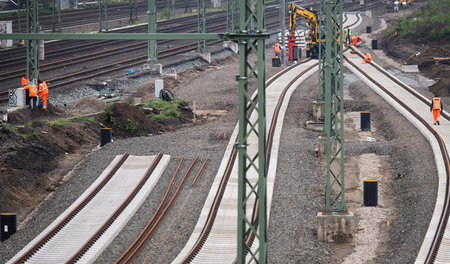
365;53;372;62
26;84;38;97
431;97;442;111
39;82;49;96
21;77;29;88
274;43;281;53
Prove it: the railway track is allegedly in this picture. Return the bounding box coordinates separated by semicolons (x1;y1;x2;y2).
344;46;450;264
7;153;171;264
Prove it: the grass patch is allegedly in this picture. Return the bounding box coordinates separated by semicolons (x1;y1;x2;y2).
104;104;116;125
48;118;70;126
4;124;18;134
144;99;184;121
385;0;450;41
124;119;138;131
75;114;95;123
3;124;37;139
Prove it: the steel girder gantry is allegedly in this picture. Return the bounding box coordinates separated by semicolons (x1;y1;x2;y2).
0;0;270;261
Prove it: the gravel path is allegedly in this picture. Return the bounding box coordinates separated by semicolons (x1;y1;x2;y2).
0;8;441;264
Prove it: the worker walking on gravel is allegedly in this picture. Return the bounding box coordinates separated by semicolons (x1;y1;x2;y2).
25;82;38;110
21;74;30;105
38;79;49;110
430;95;443;125
345;26;351;44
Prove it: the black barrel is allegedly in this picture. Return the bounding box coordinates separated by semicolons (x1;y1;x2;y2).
360;111;371;131
372;39;378;50
1;213;17;242
100;128;112;147
363;180;378;206
292;46;298;61
366;26;372;33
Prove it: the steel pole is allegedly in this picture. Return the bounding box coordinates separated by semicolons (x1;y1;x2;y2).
197;0;206;52
148;0;157;67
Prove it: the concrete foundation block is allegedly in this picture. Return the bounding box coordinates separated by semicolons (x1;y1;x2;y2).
305;120;324;132
166;68;177;79
313;100;325;121
317;135;326;157
198;52;212;64
223;41;238;54
8;88;26;107
143;63;163;75
317;212;354;243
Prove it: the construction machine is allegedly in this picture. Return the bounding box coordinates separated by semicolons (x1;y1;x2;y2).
288;3;323;60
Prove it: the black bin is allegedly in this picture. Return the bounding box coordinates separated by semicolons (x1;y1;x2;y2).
366;26;372;33
372;39;378;50
1;213;17;242
100;128;112;147
272;57;281;67
363;180;378;206
292;46;298;61
360;111;371;131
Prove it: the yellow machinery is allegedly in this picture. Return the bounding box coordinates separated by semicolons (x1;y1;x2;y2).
288;3;323;59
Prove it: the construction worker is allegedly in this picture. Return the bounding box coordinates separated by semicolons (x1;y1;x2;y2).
21;74;30;105
274;43;282;58
430;95;443;125
25;82;38;110
38;79;49;110
362;53;372;64
345;26;351;44
21;74;29;88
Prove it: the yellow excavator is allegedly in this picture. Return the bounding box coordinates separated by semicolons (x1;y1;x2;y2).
288;3;323;60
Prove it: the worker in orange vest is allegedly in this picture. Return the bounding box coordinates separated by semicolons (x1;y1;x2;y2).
21;74;30;105
38;79;49;110
274;43;281;58
21;74;29;88
25;82;38;110
430;95;443;125
362;53;372;64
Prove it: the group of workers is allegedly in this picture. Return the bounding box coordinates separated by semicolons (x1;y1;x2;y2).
21;74;49;110
345;26;363;46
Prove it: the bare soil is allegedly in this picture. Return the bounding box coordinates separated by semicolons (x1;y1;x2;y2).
379;4;450;96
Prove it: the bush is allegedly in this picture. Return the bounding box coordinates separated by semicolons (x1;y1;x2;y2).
124;119;137;131
104;104;116;124
144;99;184;121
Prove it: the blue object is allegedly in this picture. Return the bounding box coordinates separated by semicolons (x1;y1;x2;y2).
128;69;136;73
29;82;33;85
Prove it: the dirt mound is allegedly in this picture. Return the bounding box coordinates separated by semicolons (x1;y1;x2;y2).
8;104;65;124
101;102;165;137
430;78;450;96
0;120;99;220
68;96;106;115
409;46;449;63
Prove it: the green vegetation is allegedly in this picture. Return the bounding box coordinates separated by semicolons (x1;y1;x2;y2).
4;124;18;134
75;114;95;123
104;104;116;125
3;124;37;139
48;118;70;126
124;119;138;131
26;121;32;128
159;7;170;20
144;99;184;121
386;0;450;41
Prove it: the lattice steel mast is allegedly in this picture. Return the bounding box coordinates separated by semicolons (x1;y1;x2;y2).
322;0;346;213
26;0;38;81
236;0;267;262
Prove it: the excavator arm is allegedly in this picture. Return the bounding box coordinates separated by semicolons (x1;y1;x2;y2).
288;3;318;42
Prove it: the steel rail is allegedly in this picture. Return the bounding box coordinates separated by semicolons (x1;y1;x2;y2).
114;155;186;264
12;152;129;264
345;50;450;264
192;158;209;187
115;155;199;264
66;152;163;263
180;59;314;262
